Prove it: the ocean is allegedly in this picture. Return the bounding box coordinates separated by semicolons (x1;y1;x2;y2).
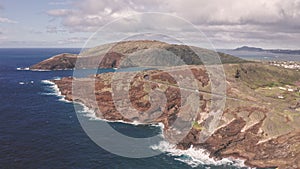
0;48;265;169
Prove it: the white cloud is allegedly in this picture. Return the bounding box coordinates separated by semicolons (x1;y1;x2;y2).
48;1;73;6
57;37;87;44
0;4;17;24
46;0;300;48
0;29;7;40
47;9;72;16
46;0;168;32
46;25;67;33
0;17;17;24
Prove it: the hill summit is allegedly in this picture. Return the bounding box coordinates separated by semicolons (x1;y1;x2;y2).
30;40;246;70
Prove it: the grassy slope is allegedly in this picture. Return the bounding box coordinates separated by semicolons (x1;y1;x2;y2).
223;62;300;140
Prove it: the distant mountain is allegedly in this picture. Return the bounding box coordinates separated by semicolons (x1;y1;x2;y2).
233;46;300;55
234;46;264;52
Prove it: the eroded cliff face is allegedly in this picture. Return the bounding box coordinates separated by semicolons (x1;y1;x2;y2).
52;62;300;168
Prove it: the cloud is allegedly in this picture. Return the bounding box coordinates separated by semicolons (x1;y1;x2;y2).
57;37;87;44
47;9;73;16
0;37;86;47
0;17;17;24
0;36;7;42
48;1;73;6
46;0;167;32
46;0;300;48
29;29;43;34
46;25;67;33
0;4;16;24
47;0;300;29
0;4;17;24
166;0;300;32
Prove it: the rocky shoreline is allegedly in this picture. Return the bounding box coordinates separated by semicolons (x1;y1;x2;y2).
52;63;300;169
31;40;300;168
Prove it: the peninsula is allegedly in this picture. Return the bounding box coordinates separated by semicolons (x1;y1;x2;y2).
32;40;300;168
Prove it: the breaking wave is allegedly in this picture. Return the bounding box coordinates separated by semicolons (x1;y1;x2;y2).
151;141;252;168
16;67;30;71
41;79;71;103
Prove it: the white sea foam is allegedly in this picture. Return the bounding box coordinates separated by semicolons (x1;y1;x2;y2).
41;80;54;85
41;79;71;103
74;102;131;124
149;122;165;130
31;68;74;71
53;77;62;80
19;80;35;85
41;80;61;95
58;97;72;103
39;92;56;96
16;67;30;71
151;141;252;168
76;102;137;123
74;101;164;129
30;69;51;72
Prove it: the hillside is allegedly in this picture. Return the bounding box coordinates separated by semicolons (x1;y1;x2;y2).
31;40;300;168
30;40;246;70
52;61;300;168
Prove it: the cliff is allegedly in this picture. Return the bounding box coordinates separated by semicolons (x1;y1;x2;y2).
52;62;300;168
33;40;300;168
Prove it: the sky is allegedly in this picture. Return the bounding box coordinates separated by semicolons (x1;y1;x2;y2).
0;0;300;49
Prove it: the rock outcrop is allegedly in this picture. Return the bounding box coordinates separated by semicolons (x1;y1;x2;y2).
52;62;300;168
33;40;300;168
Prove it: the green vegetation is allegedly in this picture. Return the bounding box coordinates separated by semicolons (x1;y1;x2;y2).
230;63;300;89
265;82;281;87
192;121;203;131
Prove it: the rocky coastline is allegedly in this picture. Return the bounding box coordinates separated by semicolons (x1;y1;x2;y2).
33;40;300;168
52;63;300;169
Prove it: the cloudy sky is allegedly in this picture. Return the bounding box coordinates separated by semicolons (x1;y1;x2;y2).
1;0;300;49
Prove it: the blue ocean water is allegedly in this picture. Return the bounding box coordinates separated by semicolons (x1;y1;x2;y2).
0;48;254;169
